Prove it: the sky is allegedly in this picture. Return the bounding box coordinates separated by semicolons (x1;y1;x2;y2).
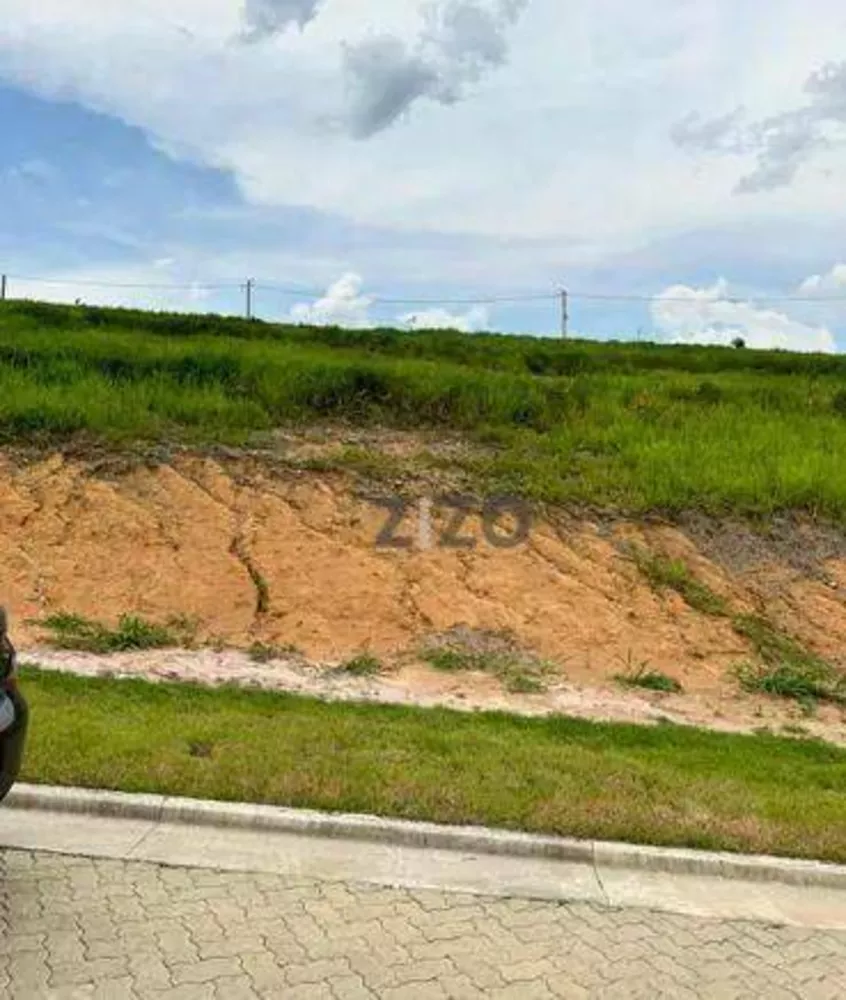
2;1;846;349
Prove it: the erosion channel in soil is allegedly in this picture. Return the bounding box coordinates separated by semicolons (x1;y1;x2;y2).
3;440;846;745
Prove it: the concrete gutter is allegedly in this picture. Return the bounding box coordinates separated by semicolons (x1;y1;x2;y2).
6;782;846;891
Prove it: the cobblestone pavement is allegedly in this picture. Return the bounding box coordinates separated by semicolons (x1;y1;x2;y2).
2;849;846;999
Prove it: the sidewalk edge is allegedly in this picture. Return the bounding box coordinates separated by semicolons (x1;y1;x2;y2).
6;783;846;889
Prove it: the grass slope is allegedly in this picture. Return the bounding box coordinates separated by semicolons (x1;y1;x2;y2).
3;299;846;516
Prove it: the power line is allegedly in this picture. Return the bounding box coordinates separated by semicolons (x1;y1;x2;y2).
252;282;846;306
373;292;558;305
4;271;846;305
2;274;558;304
568;291;846;304
255;283;559;305
5;274;240;291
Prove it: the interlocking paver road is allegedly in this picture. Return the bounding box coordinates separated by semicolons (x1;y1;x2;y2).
2;849;846;999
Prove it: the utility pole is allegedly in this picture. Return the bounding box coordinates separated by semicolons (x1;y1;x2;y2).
244;278;254;320
1;275;6;302
560;288;568;339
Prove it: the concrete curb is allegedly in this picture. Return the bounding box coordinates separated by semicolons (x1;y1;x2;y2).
6;783;846;890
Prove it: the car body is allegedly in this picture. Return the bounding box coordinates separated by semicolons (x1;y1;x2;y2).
0;608;28;802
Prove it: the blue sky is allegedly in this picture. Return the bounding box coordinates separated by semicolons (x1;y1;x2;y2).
2;0;846;349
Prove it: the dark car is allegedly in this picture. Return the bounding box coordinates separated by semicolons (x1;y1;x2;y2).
0;607;28;802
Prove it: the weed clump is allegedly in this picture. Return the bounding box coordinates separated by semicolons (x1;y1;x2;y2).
733;615;846;709
614;654;684;694
420;627;554;695
338;653;383;677
629;547;729;617
34;611;194;653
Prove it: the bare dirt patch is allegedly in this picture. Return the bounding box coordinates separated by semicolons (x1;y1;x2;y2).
3;445;846;744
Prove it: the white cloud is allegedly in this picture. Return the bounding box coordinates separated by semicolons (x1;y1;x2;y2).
798;262;846;294
4;0;846;250
651;279;837;353
790;262;846;334
288;272;374;327
287;274;493;330
672;57;846;195
399;305;489;331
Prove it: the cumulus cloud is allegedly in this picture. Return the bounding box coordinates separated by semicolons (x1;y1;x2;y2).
672;60;846;194
399;305;489;331
343;0;530;137
288;273;375;327
791;263;846;333
287;274;493;330
240;0;324;40
651;279;836;353
798;261;846;294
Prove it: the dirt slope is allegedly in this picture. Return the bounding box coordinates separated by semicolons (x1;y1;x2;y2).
2;446;846;741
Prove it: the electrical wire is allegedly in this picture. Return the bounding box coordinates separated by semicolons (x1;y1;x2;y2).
5;273;846;305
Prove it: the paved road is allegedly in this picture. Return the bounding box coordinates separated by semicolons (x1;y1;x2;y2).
2;849;846;1000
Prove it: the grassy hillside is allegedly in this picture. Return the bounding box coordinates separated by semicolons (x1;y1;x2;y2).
2;298;846;517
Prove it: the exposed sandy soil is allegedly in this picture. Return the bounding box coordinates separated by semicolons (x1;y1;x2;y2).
3;439;846;744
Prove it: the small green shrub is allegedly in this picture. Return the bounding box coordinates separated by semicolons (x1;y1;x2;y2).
734;659;846;707
423;648;482;672
615;655;684;694
420;639;552;694
338;653;383;676
504;672;548;695
34;612;186;654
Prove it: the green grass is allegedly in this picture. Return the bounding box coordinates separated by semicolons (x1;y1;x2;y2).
7;298;846;378
782;723;812;738
630;548;729;616
17;667;846;862
626;551;846;707
732;615;846;708
420;645;550;694
7;299;846;517
338;653;383;677
735;659;846;709
614;655;684;694
503;673;548;695
31;612;193;654
422;648;486;672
